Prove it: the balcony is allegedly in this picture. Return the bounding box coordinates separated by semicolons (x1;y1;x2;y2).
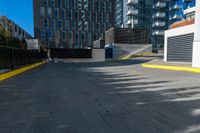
173;14;182;19
126;9;138;16
184;6;196;15
126;19;138;25
152;21;166;27
173;4;182;10
154;2;166;8
154;12;166;18
152;30;164;36
127;0;138;5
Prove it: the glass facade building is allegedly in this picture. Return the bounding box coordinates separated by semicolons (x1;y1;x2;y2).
114;0;153;42
115;0;152;29
152;0;170;49
169;0;196;26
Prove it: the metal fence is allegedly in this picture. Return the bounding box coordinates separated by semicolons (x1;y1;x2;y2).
0;45;47;69
50;48;92;59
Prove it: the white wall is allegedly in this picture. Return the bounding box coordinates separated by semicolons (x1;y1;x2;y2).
192;0;200;67
92;49;105;62
164;24;195;62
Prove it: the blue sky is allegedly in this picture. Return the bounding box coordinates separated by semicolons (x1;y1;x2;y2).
0;0;34;36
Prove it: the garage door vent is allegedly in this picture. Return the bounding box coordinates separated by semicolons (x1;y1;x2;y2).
167;33;194;62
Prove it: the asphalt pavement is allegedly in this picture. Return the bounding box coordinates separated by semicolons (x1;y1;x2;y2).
0;58;200;133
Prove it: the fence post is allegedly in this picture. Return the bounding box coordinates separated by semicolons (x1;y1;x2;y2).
10;48;14;70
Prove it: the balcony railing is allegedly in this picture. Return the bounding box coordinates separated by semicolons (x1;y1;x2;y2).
152;30;164;36
173;4;182;10
153;21;166;27
127;0;138;5
154;2;166;8
126;9;139;16
126;19;138;25
154;12;166;18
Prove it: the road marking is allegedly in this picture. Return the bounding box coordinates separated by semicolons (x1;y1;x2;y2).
0;61;46;81
142;63;200;73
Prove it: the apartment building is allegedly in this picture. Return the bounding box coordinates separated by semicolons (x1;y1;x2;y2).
33;0;115;48
169;0;195;26
164;0;199;67
115;0;152;29
152;0;169;50
0;16;33;40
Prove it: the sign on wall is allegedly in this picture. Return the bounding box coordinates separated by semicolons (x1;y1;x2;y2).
26;39;39;50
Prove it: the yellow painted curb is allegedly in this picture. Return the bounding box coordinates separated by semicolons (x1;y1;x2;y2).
0;61;46;81
142;63;200;73
118;52;153;61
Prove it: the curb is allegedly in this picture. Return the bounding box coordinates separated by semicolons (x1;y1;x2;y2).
142;64;200;73
118;52;154;61
0;61;46;81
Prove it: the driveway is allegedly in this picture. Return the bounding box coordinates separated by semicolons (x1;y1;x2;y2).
0;59;200;133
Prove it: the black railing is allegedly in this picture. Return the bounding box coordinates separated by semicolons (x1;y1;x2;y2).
0;45;47;69
50;48;92;59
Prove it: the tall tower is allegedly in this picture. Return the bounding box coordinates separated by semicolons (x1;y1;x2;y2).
152;0;169;49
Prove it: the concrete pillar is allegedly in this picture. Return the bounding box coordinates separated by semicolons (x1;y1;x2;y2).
193;0;200;67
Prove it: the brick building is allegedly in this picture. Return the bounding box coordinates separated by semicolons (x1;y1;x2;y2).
33;0;115;48
0;16;32;40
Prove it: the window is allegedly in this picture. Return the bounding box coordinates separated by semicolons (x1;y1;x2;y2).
55;8;59;18
88;12;91;21
72;0;76;8
62;9;66;19
96;23;100;32
106;14;109;22
78;0;82;9
94;13;97;22
65;20;69;29
68;32;73;48
88;32;92;47
40;30;45;41
44;19;48;28
58;0;62;7
58;20;62;29
100;13;103;22
68;10;72;19
81;32;85;43
51;0;55;6
66;0;69;8
75;32;79;47
48;30;53;40
75;11;79;20
40;7;45;17
48;7;52;17
52;19;56;29
108;2;112;13
44;0;48;6
62;31;66;40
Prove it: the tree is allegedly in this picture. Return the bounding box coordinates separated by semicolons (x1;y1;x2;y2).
0;25;26;49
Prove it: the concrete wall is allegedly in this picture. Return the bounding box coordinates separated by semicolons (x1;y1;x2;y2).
112;43;152;59
193;0;200;67
92;49;105;62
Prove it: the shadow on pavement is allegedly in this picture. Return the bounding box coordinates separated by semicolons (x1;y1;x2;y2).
0;61;200;133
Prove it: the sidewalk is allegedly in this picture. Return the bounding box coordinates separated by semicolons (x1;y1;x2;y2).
142;59;200;73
